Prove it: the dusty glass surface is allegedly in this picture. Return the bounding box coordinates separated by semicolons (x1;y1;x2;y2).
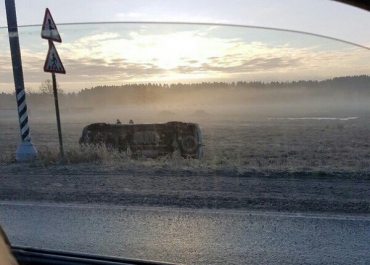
0;21;370;264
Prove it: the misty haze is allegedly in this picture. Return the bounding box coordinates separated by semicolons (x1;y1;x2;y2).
1;75;370;175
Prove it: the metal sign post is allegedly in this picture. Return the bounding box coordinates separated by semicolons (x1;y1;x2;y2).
51;71;64;158
5;0;38;162
41;8;66;159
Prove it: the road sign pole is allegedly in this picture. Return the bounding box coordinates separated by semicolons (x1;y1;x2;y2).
5;0;37;162
51;71;64;158
41;9;65;160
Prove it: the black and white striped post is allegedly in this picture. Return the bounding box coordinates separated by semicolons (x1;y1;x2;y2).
5;0;37;162
16;89;30;141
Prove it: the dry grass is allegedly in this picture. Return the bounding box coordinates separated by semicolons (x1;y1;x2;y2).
1;115;370;176
37;143;129;165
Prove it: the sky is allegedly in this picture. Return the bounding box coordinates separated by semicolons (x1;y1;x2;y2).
1;0;370;93
1;0;370;44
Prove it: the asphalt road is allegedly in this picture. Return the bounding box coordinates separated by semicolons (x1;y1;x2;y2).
0;202;369;265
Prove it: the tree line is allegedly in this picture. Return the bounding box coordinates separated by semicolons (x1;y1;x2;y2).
1;75;370;110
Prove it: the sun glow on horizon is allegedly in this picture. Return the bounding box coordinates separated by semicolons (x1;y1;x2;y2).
1;23;370;93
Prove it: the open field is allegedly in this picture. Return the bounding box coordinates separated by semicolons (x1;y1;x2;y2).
1;106;370;213
1;106;370;175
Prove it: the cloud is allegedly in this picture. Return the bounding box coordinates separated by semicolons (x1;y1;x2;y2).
76;32;120;44
2;25;370;93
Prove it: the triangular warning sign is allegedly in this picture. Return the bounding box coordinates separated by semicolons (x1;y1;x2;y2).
44;42;66;74
41;8;62;42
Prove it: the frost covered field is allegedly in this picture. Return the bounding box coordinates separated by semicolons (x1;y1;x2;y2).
1;109;370;176
2;110;370;213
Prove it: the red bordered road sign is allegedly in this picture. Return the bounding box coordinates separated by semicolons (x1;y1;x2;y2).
41;8;62;42
44;41;66;74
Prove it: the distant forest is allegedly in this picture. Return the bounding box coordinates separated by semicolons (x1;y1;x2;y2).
1;75;370;110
